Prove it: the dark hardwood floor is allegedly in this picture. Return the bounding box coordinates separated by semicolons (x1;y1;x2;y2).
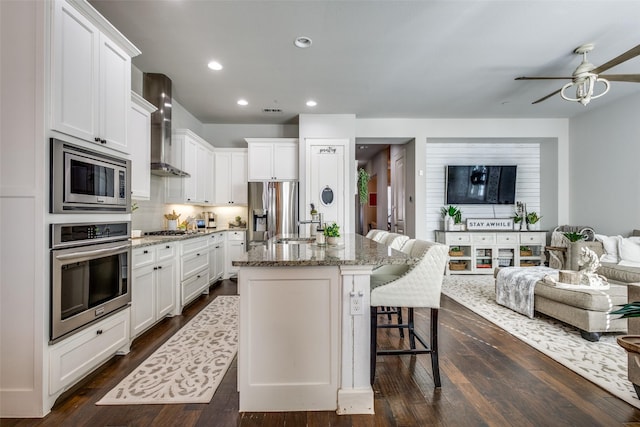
5;278;640;427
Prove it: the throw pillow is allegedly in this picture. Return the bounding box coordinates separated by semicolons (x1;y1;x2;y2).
618;237;640;264
595;234;622;263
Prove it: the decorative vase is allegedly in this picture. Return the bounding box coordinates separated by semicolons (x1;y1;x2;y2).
167;219;177;231
447;216;455;231
327;236;340;245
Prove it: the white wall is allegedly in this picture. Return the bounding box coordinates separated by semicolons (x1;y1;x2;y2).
355;118;570;240
202;123;298;148
424;142;540;241
569;94;640;235
1;0;47;417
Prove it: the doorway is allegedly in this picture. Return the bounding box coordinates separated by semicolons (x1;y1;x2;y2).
355;138;412;236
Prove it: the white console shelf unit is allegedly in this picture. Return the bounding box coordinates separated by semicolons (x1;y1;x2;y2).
435;230;546;275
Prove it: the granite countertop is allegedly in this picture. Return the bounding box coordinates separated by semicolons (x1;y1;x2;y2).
232;233;415;267
130;228;246;248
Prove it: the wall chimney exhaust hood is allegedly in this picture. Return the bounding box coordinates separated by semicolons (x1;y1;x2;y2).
143;73;190;177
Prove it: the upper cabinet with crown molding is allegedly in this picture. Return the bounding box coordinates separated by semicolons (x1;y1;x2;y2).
246;138;298;181
50;0;140;154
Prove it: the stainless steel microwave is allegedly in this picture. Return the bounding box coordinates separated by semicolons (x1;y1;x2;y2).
50;139;131;213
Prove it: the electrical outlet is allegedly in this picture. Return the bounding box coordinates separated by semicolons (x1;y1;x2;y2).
350;292;363;316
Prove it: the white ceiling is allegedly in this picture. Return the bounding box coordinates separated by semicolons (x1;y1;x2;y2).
89;0;640;125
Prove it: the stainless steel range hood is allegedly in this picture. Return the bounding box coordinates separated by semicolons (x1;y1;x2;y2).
143;73;190;177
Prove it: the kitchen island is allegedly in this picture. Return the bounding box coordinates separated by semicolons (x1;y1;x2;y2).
232;233;414;414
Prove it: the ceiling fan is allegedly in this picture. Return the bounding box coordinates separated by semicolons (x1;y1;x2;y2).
516;43;640;105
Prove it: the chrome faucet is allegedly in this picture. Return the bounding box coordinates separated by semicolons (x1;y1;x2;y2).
298;213;324;227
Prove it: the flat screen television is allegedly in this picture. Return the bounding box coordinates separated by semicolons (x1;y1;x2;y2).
445;165;517;205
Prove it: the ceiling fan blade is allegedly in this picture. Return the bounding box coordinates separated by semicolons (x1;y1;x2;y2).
516;76;571;80
593;44;640;74
599;74;640;83
532;88;562;104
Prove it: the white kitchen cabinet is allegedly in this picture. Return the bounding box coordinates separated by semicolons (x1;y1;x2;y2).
51;0;138;154
208;232;225;283
179;236;210;312
197;144;215;204
166;129;215;205
246;138;298;181
214;149;248;205
49;307;130;396
225;230;246;278
435;231;546;275
129;92;156;200
131;243;177;338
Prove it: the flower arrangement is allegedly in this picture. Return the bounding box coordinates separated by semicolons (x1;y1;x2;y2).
526;211;542;225
440;205;462;224
563;231;586;242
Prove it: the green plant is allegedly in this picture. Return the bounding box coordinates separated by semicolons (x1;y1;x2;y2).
310;203;317;215
131;202;139;212
611;302;640;318
526;211;542;224
563;231;586;242
440;205;460;218
520;246;530;251
324;222;340;237
357;168;370;205
513;212;523;223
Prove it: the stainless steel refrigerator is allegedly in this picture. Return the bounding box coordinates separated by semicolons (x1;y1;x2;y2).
247;181;299;247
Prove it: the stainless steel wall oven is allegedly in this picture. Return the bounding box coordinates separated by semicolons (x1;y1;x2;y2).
50;138;131;213
50;222;131;342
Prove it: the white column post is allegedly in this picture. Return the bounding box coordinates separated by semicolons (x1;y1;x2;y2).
337;265;374;414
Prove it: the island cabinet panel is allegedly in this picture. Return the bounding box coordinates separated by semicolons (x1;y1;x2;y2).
239;266;340;412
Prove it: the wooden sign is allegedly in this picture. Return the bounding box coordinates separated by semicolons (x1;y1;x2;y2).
466;218;514;230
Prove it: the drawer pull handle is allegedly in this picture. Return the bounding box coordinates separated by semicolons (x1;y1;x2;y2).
143;250;149;254
166;245;170;249
154;267;158;270
197;275;201;278
158;266;162;269
96;329;103;335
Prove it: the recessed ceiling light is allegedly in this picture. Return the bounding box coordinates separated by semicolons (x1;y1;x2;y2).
207;61;223;71
294;36;312;49
237;99;248;106
306;100;317;107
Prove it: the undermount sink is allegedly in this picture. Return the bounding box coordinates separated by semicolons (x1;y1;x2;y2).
275;237;316;244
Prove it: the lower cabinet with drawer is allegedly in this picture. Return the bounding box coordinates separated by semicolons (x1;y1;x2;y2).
179;236;210;313
225;230;246;278
49;307;131;396
131;243;178;338
435;230;547;275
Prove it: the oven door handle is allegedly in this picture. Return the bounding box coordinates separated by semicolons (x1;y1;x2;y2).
54;244;130;261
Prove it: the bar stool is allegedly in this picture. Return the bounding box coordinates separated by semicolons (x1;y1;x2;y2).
370;240;448;387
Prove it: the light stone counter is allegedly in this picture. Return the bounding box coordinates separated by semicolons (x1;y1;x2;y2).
233;233;414;267
129;228;246;248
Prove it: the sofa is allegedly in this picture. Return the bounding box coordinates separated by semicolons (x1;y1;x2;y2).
497;230;640;342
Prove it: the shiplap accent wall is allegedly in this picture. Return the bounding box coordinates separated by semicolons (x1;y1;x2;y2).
425;142;540;240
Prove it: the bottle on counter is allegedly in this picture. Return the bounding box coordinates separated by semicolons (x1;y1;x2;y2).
316;223;326;245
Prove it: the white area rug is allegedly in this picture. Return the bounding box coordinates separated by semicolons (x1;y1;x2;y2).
442;275;640;409
97;295;238;405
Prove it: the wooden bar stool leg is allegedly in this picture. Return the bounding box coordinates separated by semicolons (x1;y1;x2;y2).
431;308;441;387
408;308;417;350
370;306;378;385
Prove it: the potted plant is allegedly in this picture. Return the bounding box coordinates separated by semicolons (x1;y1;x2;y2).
324;222;341;245
526;211;542;230
520;245;532;256
441;205;462;230
513;212;523;230
357;168;370;205
563;231;586;242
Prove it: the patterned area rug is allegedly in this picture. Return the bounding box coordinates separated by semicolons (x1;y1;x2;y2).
97;295;238;405
442;275;640;409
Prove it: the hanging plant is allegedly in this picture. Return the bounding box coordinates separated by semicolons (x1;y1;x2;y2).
357;168;370;205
